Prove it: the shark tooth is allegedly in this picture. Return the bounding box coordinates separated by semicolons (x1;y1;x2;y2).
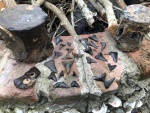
79;38;88;48
66;48;73;53
100;42;106;51
71;81;80;87
95;52;107;61
72;71;78;77
108;63;116;72
88;35;98;42
61;53;73;60
86;57;97;64
53;51;62;59
104;78;115;89
67;42;72;46
84;47;93;55
93;73;106;82
62;59;74;74
55;36;63;45
72;52;83;59
58;70;64;79
109;52;118;63
48;72;57;82
59;43;66;50
44;60;58;73
53;82;69;88
88;41;98;49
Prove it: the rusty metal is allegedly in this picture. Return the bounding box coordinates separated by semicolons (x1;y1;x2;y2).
115;4;150;52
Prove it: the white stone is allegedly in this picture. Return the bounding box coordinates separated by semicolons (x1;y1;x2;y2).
108;95;122;108
135;100;143;108
123;101;136;113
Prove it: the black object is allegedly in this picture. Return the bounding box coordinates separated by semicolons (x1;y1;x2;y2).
88;41;98;49
104;78;115;89
72;71;78;77
55;36;63;45
84;47;93;55
79;38;88;48
62;60;74;74
44;60;58;73
93;73;106;82
86;57;97;64
109;52;118;63
108;63;117;72
48;72;57;82
58;70;64;79
53;51;62;59
95;52;107;61
71;81;80;87
53;82;69;88
59;43;66;50
72;52;83;59
100;42;106;51
88;35;98;42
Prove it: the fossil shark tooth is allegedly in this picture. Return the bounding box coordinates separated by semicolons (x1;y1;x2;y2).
79;38;88;48
71;81;80;88
108;63;116;72
66;48;73;53
88;41;98;49
58;70;64;79
48;72;57;82
61;53;73;60
44;60;57;73
104;78;115;89
72;52;83;59
53;51;62;59
72;71;78;77
109;52;118;63
95;52;107;61
55;36;63;45
62;60;74;74
67;42;72;46
84;47;93;55
93;73;106;82
88;35;98;42
86;57;97;64
100;42;106;51
59;43;66;50
53;82;69;88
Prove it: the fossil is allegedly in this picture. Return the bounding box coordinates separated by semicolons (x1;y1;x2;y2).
48;72;57;82
88;35;98;42
14;67;40;89
58;70;64;79
79;38;88;48
59;43;66;50
53;82;69;88
72;71;78;77
61;53;73;60
86;57;97;64
55;36;63;45
71;81;80;87
95;52;107;61
67;42;72;46
88;41;98;49
53;51;62;59
62;59;74;74
100;42;106;52
72;52;83;59
66;47;73;53
93;73;106;82
44;60;57;73
109;52;118;63
84;47;93;55
104;78;115;89
108;63;116;72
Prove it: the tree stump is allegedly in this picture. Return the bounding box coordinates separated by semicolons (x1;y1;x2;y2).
0;4;53;63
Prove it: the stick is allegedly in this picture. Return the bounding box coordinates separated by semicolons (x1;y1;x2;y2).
71;0;75;28
44;1;77;36
98;0;118;35
88;0;106;17
115;0;126;9
75;0;95;26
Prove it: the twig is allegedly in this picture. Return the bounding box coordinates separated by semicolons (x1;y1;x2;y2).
47;15;57;33
88;0;106;17
113;6;123;11
75;0;95;26
98;0;118;35
53;23;61;37
44;1;77;36
114;0;126;9
71;0;75;28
